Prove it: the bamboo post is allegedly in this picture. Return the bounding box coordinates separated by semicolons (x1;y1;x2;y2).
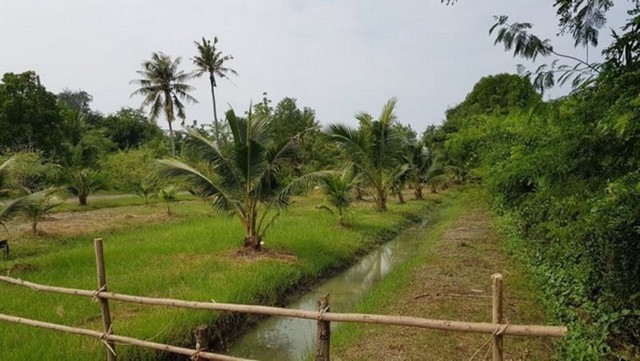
492;273;504;361
94;238;116;361
316;295;331;361
194;325;210;361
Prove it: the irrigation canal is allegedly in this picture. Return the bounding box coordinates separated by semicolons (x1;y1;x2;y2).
226;219;428;360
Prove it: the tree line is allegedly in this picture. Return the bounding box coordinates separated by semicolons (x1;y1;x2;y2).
0;35;448;243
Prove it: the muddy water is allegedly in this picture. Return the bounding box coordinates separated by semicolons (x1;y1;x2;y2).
226;219;427;360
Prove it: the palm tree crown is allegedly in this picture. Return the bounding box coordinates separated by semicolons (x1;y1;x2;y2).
328;97;403;211
192;36;238;144
158;107;324;250
130;52;197;155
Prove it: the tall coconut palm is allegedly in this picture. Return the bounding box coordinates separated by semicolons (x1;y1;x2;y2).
192;36;237;144
131;52;198;155
158;108;325;251
327;98;403;211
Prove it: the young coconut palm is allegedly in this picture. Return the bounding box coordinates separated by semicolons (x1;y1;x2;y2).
21;188;62;235
0;157;15;196
0;157;32;232
158;108;325;251
0;197;33;233
131;52;198;155
66;168;105;206
327;98;403;211
316;164;358;226
159;184;180;215
133;177;158;205
403;142;435;200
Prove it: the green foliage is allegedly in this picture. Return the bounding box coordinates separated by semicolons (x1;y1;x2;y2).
401;141;439;199
158;108;327;250
316;166;357;226
192;36;237;144
158;184;180;215
0;157;32;231
328;98;404;211
65;168;106;206
21;188;62;235
270;97;324;178
131;52;198;155
0;71;64;156
102;107;164;150
57;89;93;114
445;74;541;125
4;152;60;194
444;67;640;358
0;156;15;196
100;146;168;192
134;178;159;205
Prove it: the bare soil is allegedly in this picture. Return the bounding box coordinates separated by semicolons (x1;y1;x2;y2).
7;204;171;237
334;207;556;361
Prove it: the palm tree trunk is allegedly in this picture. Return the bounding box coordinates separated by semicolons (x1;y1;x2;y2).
168;121;176;156
414;185;423;200
209;73;220;144
243;208;262;251
79;195;87;206
376;187;387;211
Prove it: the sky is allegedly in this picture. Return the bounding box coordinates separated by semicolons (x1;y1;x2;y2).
0;0;633;134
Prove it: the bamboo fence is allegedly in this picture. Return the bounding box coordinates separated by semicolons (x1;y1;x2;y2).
0;238;567;361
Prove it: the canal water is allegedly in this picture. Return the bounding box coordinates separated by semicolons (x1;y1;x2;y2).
226;219;428;360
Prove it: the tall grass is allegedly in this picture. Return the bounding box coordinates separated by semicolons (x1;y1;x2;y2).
0;192;435;360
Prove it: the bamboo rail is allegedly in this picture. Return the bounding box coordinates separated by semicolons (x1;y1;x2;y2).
0;275;567;337
0;313;253;361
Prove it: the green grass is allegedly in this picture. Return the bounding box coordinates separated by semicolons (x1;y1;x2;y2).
0;191;437;360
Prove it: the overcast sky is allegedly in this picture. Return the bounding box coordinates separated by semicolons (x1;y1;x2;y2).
0;1;632;134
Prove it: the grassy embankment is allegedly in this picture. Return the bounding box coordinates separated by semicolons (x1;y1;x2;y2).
330;187;557;360
0;190;439;360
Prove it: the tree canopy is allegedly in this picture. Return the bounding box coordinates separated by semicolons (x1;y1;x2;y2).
0;71;64;156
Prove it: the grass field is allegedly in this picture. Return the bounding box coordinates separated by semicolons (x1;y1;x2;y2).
0;190;439;360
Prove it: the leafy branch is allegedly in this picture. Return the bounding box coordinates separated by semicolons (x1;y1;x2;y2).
490;15;601;94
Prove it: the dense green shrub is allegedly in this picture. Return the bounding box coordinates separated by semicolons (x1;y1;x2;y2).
443;69;640;358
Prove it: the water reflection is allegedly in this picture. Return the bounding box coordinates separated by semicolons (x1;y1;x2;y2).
227;221;425;360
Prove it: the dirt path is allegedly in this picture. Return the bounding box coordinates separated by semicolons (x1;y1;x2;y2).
334;201;556;360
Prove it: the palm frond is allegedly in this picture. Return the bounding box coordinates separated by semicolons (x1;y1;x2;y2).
0;196;33;230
